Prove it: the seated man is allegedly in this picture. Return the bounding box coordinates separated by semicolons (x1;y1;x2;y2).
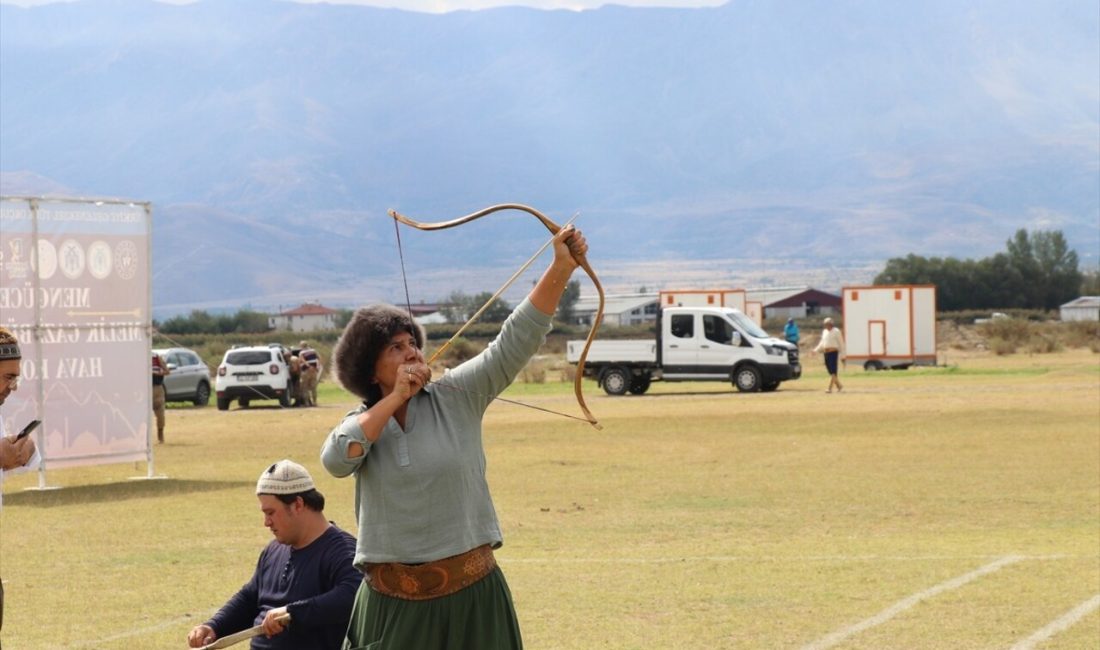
187;460;359;650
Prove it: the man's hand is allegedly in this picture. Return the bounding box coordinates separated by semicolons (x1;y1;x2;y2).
187;624;217;648
0;435;36;471
261;606;290;637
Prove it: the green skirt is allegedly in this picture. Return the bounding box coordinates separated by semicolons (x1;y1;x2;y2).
343;567;523;650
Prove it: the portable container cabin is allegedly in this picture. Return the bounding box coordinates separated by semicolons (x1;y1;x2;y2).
659;289;746;311
745;301;764;326
841;285;937;370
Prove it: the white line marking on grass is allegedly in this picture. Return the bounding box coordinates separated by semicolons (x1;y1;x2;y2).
71;614;204;647
800;554;1026;650
502;554;1076;564
1009;594;1100;650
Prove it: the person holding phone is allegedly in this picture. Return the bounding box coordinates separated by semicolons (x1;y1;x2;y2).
0;324;42;632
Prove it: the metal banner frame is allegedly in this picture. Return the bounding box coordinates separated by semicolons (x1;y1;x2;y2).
0;195;156;487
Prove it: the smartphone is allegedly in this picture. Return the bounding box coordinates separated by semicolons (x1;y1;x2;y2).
15;419;41;440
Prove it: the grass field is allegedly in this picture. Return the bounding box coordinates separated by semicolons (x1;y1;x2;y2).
2;349;1098;649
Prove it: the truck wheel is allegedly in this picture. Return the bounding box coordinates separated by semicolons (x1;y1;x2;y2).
628;374;651;395
761;381;779;392
238;398;250;408
864;360;884;371
216;396;230;411
193;381;211;406
601;367;630;396
733;365;762;392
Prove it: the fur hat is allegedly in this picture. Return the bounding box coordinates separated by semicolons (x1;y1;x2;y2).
333;304;425;404
256;459;315;496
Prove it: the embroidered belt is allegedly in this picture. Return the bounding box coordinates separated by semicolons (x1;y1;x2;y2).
364;545;497;601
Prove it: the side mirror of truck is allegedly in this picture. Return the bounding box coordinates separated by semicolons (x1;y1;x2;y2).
730;331;742;347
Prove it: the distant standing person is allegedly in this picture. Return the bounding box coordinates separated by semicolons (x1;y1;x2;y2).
298;341;322;405
288;352;303;407
813;317;845;393
299;360;317;407
784;318;800;346
152;351;171;443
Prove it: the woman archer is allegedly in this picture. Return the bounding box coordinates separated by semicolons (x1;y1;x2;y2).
320;225;589;649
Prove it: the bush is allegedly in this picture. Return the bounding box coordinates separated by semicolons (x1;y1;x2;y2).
977;319;1034;347
939;309;1053;325
431;337;480;366
1062;321;1100;349
1025;335;1062;354
560;363;577;383
520;359;548;384
988;338;1017;356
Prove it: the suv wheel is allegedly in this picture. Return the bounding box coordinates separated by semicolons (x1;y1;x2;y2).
216;396;230;411
193;381;211;406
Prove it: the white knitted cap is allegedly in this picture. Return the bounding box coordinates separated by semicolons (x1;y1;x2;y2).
256;459;315;495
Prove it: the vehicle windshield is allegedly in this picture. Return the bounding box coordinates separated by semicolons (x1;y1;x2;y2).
728;311;770;339
226;350;272;365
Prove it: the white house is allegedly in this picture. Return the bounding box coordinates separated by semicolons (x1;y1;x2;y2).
573;293;659;326
1060;296;1100;322
269;303;340;332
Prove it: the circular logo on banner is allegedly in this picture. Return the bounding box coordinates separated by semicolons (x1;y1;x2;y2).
59;239;86;280
115;240;139;280
34;239;58;280
88;240;113;279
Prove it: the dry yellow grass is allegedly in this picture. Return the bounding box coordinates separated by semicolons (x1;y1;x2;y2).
2;349;1098;649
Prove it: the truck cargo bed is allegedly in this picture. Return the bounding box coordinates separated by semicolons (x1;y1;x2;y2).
566;340;656;364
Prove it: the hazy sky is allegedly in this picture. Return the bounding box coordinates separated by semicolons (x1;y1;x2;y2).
2;0;727;11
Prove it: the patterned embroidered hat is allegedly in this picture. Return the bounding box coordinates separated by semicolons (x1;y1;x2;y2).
256;459;315;495
0;326;20;360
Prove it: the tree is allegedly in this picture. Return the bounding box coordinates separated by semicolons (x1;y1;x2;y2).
1081;269;1100;296
233;309;272;333
441;290;511;324
556;279;581;323
1031;230;1082;309
876;229;1084;310
470;291;512;323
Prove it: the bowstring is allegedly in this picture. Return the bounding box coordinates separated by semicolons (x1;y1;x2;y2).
393;216;415;320
390;210;589;423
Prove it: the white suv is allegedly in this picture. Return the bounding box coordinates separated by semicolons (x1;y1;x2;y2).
215;346;291;410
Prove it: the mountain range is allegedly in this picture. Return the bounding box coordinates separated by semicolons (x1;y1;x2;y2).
1;0;1097;316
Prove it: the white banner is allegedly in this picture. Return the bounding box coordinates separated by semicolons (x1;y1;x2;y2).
0;197;152;477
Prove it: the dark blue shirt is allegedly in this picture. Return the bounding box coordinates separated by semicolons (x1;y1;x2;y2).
207;524;359;650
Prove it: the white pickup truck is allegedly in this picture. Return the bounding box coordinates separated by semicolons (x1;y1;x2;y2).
566;306;801;395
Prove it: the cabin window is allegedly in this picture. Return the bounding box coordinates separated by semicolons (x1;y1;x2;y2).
703;315;734;345
670;314;694;339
